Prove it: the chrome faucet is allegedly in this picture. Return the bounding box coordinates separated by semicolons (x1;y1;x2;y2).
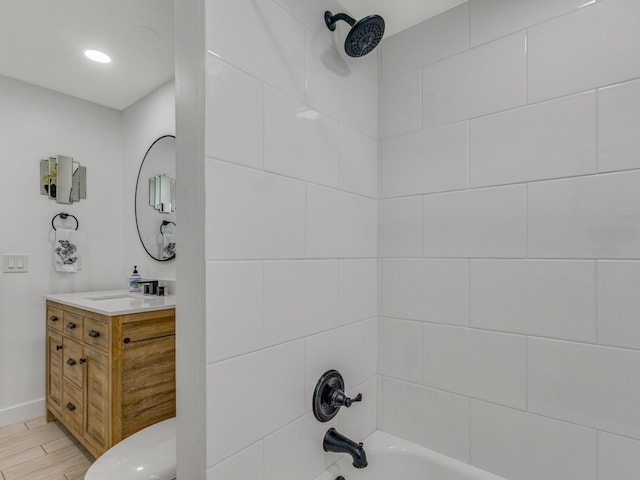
323;428;368;468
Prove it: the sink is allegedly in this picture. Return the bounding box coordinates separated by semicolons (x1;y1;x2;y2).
85;294;133;301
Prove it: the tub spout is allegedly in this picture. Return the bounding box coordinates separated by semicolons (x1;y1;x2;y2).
323;428;368;468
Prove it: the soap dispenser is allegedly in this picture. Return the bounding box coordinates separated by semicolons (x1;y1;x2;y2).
128;266;142;292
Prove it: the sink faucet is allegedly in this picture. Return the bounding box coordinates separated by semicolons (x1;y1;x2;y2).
140;280;159;295
323;428;367;468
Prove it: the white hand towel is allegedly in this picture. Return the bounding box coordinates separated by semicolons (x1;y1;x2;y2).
161;232;176;260
55;228;81;272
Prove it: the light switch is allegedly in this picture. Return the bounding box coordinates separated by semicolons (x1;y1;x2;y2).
2;255;28;273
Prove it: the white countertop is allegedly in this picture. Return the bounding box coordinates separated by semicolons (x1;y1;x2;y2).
45;290;176;316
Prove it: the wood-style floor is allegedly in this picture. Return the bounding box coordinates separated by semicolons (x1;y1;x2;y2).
0;417;93;480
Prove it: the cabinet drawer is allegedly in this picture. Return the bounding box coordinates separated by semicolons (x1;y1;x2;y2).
84;317;109;352
63;379;84;433
62;338;84;387
63;311;83;340
47;306;64;332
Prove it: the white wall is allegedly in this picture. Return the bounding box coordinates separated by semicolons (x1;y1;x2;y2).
0;75;123;425
378;1;640;479
198;0;379;478
122;82;176;283
0;75;175;428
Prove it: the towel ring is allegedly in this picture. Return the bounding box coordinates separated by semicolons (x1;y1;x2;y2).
160;220;176;235
52;213;79;231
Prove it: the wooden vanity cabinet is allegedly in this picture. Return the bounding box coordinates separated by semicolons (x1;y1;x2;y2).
45;300;176;458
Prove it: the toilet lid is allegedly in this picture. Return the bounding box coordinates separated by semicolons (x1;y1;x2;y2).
85;417;176;480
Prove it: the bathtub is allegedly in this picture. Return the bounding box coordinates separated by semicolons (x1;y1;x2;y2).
314;430;507;480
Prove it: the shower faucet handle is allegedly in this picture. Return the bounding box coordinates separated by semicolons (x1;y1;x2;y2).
313;370;364;422
330;390;362;408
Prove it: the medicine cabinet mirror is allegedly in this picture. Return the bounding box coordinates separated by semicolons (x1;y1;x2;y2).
40;155;87;204
135;135;176;261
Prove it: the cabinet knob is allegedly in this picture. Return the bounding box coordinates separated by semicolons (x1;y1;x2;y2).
79;358;86;364
66;358;76;366
55;344;62;351
88;330;100;338
66;322;76;330
49;315;58;322
66;402;76;412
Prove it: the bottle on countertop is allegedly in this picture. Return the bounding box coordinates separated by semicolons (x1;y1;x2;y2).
128;265;142;292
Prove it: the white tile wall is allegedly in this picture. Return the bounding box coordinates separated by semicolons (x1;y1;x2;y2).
470;260;597;342
598;79;640;173
306;33;375;134
377;0;640;478
205;160;306;260
306;184;377;258
204;0;379;476
381;3;469;80
304;321;372;409
422;185;527;258
207;442;263;480
340;125;378;198
206;261;264;363
381;122;469;197
378;317;423;383
338;259;377;325
381;259;469;325
378;197;422;257
263;414;335;480
264;86;340;187
528;338;640;440
528;171;640;259
422;325;527;409
263;260;338;346
340;376;378;441
469;0;589;47
598;432;640;480
270;0;342;46
379;70;421;139
528;0;640;103
202;0;640;478
597;261;640;349
470;401;597;480
382;377;470;461
206;341;306;465
206;0;306;100
362;77;379;140
469;92;597;187
205;57;263;169
363;318;378;380
422;32;526;129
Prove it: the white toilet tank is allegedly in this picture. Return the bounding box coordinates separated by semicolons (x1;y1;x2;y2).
84;417;176;480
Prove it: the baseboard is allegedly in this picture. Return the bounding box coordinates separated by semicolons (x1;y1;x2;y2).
0;398;46;428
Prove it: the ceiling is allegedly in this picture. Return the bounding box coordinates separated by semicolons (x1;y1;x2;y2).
341;0;467;37
0;0;463;111
0;0;174;111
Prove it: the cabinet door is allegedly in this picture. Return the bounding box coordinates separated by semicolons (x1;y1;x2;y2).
84;346;109;451
121;335;176;438
47;330;63;413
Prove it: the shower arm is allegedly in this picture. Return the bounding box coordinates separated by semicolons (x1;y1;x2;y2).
324;11;356;31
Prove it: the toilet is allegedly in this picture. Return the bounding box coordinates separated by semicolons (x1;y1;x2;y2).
84;417;176;480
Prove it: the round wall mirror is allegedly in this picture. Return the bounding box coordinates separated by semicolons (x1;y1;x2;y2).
135;135;176;261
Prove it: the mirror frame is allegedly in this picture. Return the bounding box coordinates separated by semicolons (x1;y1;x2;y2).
134;135;176;262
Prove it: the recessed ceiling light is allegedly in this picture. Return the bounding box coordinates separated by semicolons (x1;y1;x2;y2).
84;49;111;64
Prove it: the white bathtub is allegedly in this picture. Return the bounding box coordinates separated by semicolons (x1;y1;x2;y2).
315;431;507;480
